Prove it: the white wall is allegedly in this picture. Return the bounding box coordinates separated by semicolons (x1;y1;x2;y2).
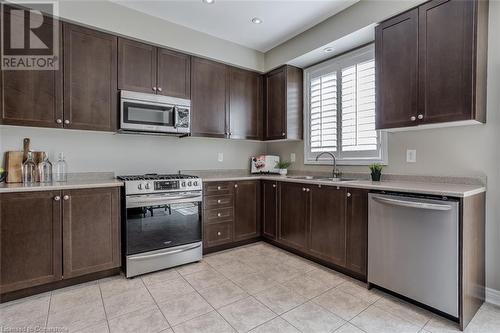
41;0;265;71
267;1;500;294
0;126;265;174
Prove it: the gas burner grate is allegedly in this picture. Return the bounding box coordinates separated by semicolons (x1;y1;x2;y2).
117;174;198;181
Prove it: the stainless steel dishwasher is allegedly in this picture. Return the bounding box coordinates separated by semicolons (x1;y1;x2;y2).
368;192;459;317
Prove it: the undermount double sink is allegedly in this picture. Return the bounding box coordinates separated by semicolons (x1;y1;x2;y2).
286;175;357;182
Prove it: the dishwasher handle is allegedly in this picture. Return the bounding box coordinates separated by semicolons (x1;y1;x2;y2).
372;195;452;211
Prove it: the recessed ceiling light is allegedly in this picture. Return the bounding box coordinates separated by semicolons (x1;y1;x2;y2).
202;0;215;4
324;47;335;53
251;17;263;24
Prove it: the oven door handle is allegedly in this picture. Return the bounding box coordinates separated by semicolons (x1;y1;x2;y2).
126;193;202;207
129;243;202;260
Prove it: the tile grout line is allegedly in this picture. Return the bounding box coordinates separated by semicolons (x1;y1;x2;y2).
97;279;112;333
44;291;53;330
140;275;175;330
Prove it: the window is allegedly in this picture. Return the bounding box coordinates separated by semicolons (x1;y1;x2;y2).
304;44;387;165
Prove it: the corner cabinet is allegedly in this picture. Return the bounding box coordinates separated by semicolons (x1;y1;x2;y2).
63;24;118;131
376;0;489;129
0;187;121;297
264;65;303;140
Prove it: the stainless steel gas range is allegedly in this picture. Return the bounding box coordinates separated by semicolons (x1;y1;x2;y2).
117;173;203;278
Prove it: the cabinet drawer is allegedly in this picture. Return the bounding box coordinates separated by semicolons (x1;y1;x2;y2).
204;195;233;210
204;222;233;248
204;182;234;196
204;207;233;224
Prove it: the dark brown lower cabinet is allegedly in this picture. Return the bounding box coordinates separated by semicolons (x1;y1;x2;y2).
345;188;369;276
278;182;308;250
309;185;347;267
0;187;121;296
234;181;261;241
0;191;62;294
63;188;121;278
202;180;260;251
262;180;278;240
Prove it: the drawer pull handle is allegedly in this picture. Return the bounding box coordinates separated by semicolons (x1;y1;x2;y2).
217;213;221;217
63;195;70;200
217;186;221;190
347;192;351;198
217;232;221;236
272;184;276;188
217;199;221;203
54;196;61;201
306;188;310;192
302;188;306;192
234;184;238;188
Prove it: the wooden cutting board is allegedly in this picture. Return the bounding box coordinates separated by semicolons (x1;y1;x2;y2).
5;151;24;183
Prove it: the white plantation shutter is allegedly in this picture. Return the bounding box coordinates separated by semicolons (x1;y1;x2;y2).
304;44;387;165
341;59;377;152
310;73;337;152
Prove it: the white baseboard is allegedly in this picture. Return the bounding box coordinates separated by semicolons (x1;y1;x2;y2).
486;287;500;307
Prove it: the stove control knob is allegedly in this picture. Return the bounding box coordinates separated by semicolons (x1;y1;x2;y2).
137;183;143;190
193;181;198;187
188;181;192;186
145;183;151;190
182;181;186;187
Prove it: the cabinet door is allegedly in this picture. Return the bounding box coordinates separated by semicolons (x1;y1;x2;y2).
157;48;191;99
118;38;157;94
63;24;118;131
375;9;418;129
234;181;261;241
309;186;346;266
262;180;278;240
345;188;368;277
62;188;120;278
279;182;308;250
0;191;62;294
191;57;228;137
418;0;475;124
265;66;286;140
229;67;262;140
1;12;63;128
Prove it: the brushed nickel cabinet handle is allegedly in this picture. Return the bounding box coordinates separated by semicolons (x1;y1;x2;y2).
217;232;221;236
306;188;310;192
417;114;424;120
152;87;157;91
217;212;221;217
54;196;61;201
157;87;162;92
217;199;221;204
272;184;276;188
234;184;238;188
64;120;70;125
56;119;62;124
63;195;70;200
347;192;352;198
217;186;221;190
302;188;306;192
410;116;416;121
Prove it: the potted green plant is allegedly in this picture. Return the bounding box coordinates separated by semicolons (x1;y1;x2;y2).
369;163;383;181
275;161;292;176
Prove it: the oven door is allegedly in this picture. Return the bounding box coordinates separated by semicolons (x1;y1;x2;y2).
121;99;177;133
125;192;202;255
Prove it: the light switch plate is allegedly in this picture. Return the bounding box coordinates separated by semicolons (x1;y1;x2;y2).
217;152;223;162
290;153;296;163
406;149;417;163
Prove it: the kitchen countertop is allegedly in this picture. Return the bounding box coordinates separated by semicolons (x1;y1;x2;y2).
187;170;486;198
0;173;123;193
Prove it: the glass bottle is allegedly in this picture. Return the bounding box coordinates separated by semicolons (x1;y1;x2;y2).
22;151;36;184
54;152;68;182
38;153;53;183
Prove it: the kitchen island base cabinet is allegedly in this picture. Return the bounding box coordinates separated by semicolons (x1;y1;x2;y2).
0;187;121;300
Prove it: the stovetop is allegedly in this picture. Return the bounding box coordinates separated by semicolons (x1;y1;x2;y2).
118;173;202;195
117;173;198;181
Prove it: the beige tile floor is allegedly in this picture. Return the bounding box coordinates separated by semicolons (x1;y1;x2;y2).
1;242;499;333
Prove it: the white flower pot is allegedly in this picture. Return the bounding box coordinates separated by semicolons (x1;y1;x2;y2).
279;169;288;176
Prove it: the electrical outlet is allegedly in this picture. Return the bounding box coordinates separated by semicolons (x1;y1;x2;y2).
406;149;417;163
217;152;223;162
290;153;296;163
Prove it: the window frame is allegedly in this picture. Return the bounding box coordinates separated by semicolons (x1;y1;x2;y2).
303;44;388;166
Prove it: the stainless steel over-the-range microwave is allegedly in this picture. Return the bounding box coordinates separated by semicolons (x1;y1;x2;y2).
119;90;191;136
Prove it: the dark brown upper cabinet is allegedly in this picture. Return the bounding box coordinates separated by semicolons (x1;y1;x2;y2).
262;180;279;240
264;65;303;140
233;180;261;241
375;9;419;129
62;188;120;279
191;57;229;138
0;10;63;128
118;38;191;99
0;191;62;294
309;185;347;267
63;23;118;132
376;0;488;129
228;67;263;140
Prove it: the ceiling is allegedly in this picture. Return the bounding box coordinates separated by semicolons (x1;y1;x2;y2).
111;0;359;52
